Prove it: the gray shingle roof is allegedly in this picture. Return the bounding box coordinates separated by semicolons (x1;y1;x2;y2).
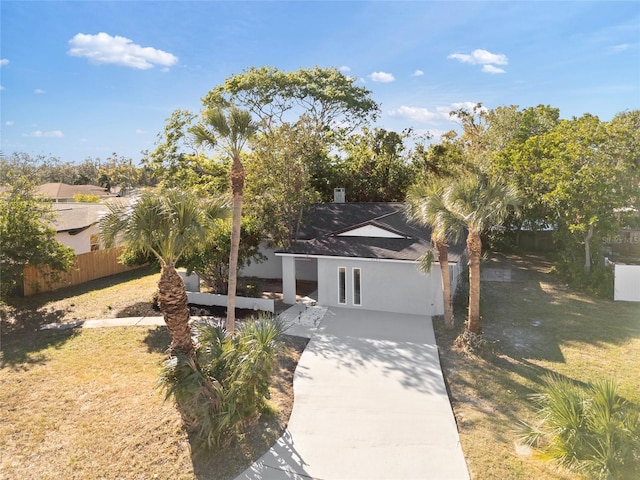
284;202;466;263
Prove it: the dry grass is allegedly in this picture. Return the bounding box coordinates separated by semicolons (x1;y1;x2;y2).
0;325;305;480
436;253;640;479
0;268;306;480
2;266;161;332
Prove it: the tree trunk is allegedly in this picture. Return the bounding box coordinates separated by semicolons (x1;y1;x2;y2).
157;261;193;356
584;224;594;275
466;231;482;335
226;158;245;334
436;241;455;329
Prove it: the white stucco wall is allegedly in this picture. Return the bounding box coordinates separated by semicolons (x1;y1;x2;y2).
241;244;317;281
317;257;444;316
55;225;98;255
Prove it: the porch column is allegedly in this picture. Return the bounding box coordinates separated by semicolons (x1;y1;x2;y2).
282;256;297;304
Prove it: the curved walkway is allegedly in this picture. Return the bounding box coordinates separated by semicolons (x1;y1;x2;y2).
236;307;469;480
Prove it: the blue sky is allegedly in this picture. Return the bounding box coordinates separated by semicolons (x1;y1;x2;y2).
1;1;639;163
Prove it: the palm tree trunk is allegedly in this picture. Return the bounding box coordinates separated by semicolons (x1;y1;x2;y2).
157;261;193;356
436;241;455;329
466;231;482;335
226;158;245;334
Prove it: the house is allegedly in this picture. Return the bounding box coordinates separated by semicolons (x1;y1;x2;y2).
51;203;110;254
245;202;466;316
35;183;112;202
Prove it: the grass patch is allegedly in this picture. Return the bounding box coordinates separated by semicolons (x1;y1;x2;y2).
436;253;640;479
0;325;306;479
1;268;307;479
1;266;161;333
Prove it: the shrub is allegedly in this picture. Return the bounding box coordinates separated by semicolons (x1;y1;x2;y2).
157;315;286;449
521;375;640;479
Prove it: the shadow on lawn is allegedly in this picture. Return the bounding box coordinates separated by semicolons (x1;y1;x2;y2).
3;266;158;327
0;328;80;370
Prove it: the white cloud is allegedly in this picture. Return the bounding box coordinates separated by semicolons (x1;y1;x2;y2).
448;49;508;65
412;70;424;77
135;129;147;134
67;32;178;70
34;89;46;94
25;130;64;138
610;43;630;52
5;121;14;126
339;65;351;72
390;102;486;124
0;85;4;91
481;64;506;74
0;59;8;67
448;48;508;73
369;71;395;83
388;106;443;123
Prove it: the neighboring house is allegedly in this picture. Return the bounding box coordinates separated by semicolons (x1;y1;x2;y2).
35;183;112;202
244;202;466;316
51;203;110;254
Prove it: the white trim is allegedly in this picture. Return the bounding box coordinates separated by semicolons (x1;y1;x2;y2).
275;252;457;266
352;267;362;306
338;266;347;305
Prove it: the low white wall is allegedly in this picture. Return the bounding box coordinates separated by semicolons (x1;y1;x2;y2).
614;264;640;302
187;292;275;313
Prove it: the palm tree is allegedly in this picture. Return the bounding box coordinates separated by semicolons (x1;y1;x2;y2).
191;108;258;335
100;189;228;356
406;179;462;329
445;173;521;335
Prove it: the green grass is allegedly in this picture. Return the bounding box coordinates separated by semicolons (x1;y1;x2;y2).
436;253;640;479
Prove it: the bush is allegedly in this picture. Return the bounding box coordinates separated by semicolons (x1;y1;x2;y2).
521;375;640;479
552;261;614;299
157;315;286;448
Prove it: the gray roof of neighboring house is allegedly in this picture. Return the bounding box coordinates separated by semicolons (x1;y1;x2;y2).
283;202;466;263
51;203;110;233
36;183;110;200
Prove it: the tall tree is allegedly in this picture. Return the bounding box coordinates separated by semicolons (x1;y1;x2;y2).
245;120;322;248
100;189;228;355
514;114;636;274
445;173;521;336
0;174;75;298
334;127;417;202
191;108;258;334
203;66;379;137
406;179;462;329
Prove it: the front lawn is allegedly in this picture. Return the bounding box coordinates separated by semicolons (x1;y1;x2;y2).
0;326;305;480
436;253;640;479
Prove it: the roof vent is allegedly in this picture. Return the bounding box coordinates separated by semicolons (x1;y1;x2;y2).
334;188;345;203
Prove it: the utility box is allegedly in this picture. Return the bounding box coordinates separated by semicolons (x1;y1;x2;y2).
334;188;345;203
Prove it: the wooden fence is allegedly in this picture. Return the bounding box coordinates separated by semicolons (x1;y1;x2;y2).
22;247;141;296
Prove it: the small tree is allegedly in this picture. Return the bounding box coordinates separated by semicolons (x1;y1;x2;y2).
100;189;228;356
0;174;75;298
445;173;521;337
406;178;462;329
522;375;640;479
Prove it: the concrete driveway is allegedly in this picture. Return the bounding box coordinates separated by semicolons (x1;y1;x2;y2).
236;307;469;480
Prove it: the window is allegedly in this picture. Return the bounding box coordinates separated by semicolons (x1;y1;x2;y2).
352;268;361;306
90;234;100;251
338;267;346;304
